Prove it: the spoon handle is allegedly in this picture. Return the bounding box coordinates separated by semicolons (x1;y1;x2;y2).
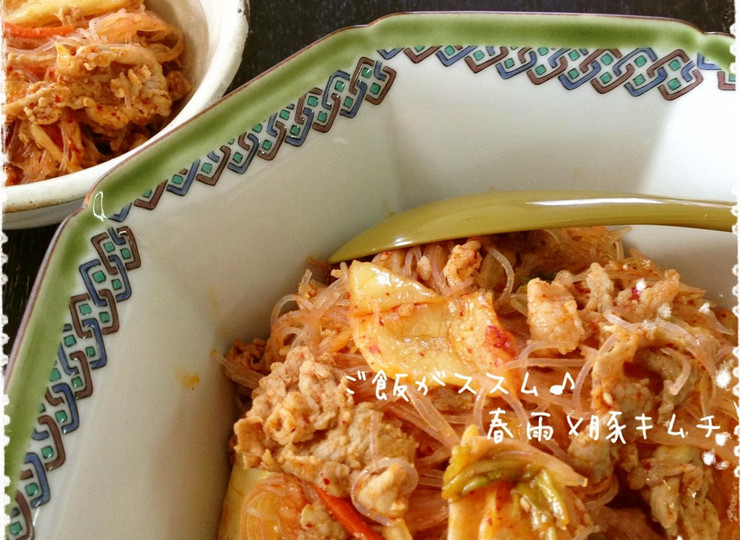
329;190;736;262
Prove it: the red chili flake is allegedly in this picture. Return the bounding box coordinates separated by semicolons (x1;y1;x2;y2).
369;344;380;354
419;352;425;357
323;478;330;486
630;287;641;301
486;325;515;355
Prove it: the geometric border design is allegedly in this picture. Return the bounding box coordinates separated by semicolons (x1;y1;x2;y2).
7;226;140;540
108;55;397;222
111;47;732;222
380;46;734;100
6;45;734;539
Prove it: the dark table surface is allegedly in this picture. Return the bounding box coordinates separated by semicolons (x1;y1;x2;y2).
2;0;735;359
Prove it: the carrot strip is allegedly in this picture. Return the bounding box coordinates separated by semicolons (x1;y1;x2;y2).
3;21;75;38
312;484;385;540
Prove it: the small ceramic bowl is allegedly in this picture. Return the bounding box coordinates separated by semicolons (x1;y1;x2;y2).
2;0;249;229
5;12;736;539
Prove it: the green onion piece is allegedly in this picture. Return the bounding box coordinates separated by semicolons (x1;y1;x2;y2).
443;458;529;499
534;470;569;526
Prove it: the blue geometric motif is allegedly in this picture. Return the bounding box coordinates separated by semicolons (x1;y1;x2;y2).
9;226;141;539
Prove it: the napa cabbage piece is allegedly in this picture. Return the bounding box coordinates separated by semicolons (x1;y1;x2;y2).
443;426;593;540
348;261;516;386
219;465;314;540
4;0;130;26
218;464;275;540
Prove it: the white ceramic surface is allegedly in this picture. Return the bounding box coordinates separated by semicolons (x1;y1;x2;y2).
5;12;736;539
2;0;249;229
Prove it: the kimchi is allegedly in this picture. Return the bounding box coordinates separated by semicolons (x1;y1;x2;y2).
216;228;738;539
3;0;191;185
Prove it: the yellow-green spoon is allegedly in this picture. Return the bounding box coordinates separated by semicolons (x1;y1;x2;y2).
329;190;736;263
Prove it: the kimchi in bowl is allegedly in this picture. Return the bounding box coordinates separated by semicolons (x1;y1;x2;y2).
4;12;737;540
2;0;249;228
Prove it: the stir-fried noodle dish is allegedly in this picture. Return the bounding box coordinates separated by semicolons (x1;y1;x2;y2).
216;227;739;540
3;0;190;185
